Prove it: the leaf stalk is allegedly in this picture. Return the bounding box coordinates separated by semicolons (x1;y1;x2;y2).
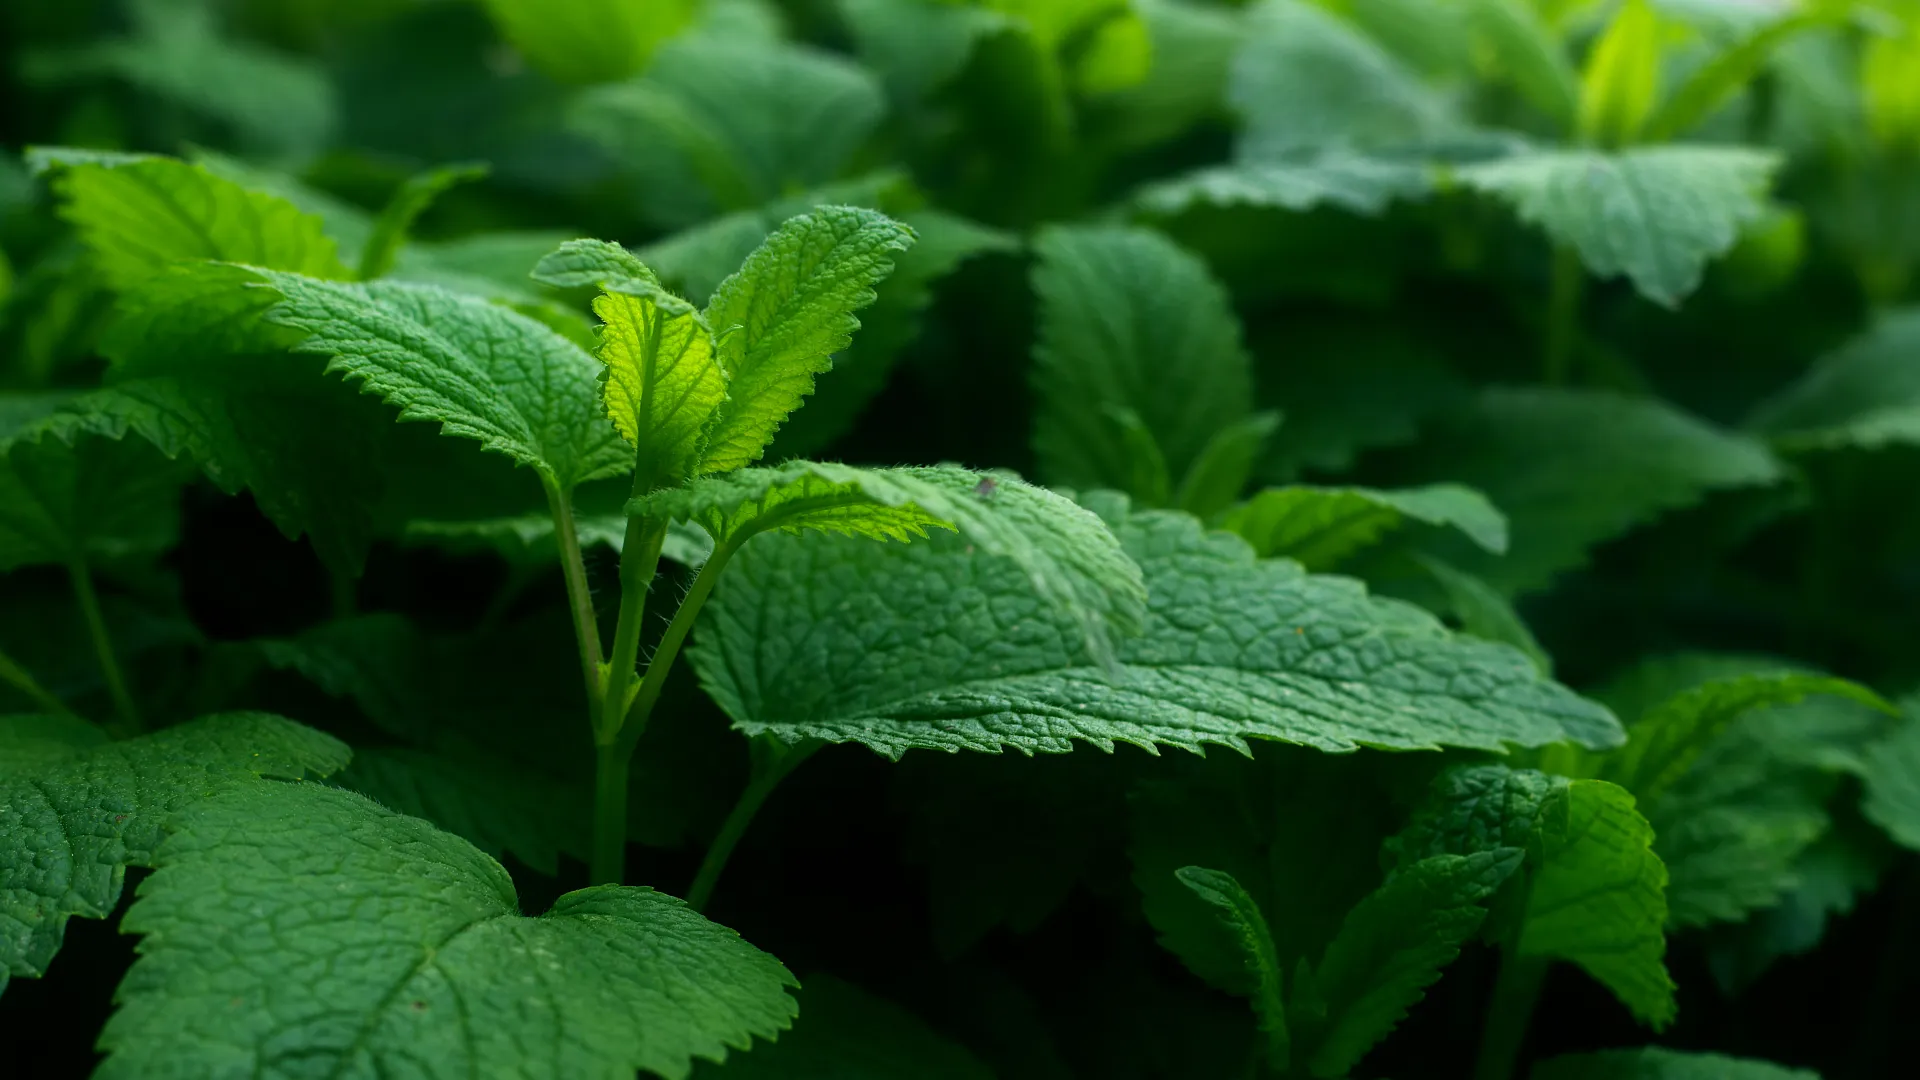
67;558;139;734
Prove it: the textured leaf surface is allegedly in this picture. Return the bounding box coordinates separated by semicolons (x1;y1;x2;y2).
693;974;993;1079
36;152;348;290
646;464;1145;669
1305;850;1521;1078
1030;225;1255;491
1174;867;1289;1067
1219;483;1507;571
1533;1047;1819;1079
0;395;193;571
100;782;797;1079
1401;389;1782;594
1135;154;1434;219
338;746;587;879
0;713;347;992
699;208;916;472
1417;556;1552;674
255;272;629;491
693;492;1619;758
1749;307;1920;451
1861;696;1920;851
1520;780;1675;1029
1455;146;1782;306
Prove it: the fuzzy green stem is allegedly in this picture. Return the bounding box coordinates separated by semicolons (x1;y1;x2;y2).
598;515;667;744
1543;244;1584;386
67;559;138;734
1474;949;1547;1080
0;646;81;722
591;741;632;885
615;538;737;758
687;737;819;912
543;479;607;718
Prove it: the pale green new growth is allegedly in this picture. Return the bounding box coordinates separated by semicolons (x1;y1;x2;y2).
1455;146;1782;307
254;272;631;491
532;239;727;486
100;782;797;1079
1175;867;1290;1068
0;713;348;992
1031;225;1256;492
699;207;916;472
646;463;1147;670
357;163;488;281
1520;780;1675;1029
1306;850;1521;1078
691;493;1620;758
32;151;349;289
1220;483;1508;570
1534;1047;1819;1079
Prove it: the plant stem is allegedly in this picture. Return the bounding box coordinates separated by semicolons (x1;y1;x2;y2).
591;741;632;885
543;478;607;717
67;559;139;734
687;736;820;912
1473;948;1547;1080
598;514;667;744
0;646;82;722
1543;244;1584;386
615;538;737;757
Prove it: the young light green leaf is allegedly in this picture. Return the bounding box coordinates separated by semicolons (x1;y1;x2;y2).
1219;483;1508;571
0;394;193;572
252;271;631;492
641;463;1145;669
1533;1047;1819;1080
1031;225;1255;492
691;974;993;1079
698;207;916;472
1577;0;1664;146
1230;0;1457;160
0;712;348;993
1748;308;1920;451
1175;867;1290;1070
1304;849;1522;1078
1599;673;1894;804
99;782;796;1079
1519;779;1675;1029
357;162;489;281
1455;145;1782;307
34;151;350;290
1402;388;1782;594
691;493;1620;758
479;0;696;83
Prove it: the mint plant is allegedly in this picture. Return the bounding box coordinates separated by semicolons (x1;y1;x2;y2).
7;2;1920;1078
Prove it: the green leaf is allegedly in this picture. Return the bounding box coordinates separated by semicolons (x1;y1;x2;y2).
1219;483;1507;571
642;463;1146;670
1576;0;1664;146
1519;779;1675;1029
1304;849;1522;1078
571;38;886;228
1134;153;1436;219
479;0;696;83
1532;1047;1819;1080
839;0;1012;105
252;271;631;492
0;394;193;572
1748;307;1920;451
1173;411;1283;521
357;162;489;282
1230;0;1456;160
100;782;797;1078
1459;0;1578;131
535;240;727;487
1031;225;1255;491
1401;388;1782;594
1643;11;1840;142
698;207;917;473
1174;867;1290;1070
338;745;588;877
33;151;350;291
692;493;1620;758
0;714;110;776
0;712;348;993
1259;322;1468;481
1416;555;1553;675
1598;673;1894;804
1861;695;1920;851
693;973;994;1079
1455;145;1782;307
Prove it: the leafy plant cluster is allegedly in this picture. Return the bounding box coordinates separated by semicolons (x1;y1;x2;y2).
3;0;1920;1077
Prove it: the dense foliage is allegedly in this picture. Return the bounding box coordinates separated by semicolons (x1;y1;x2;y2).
3;0;1920;1077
